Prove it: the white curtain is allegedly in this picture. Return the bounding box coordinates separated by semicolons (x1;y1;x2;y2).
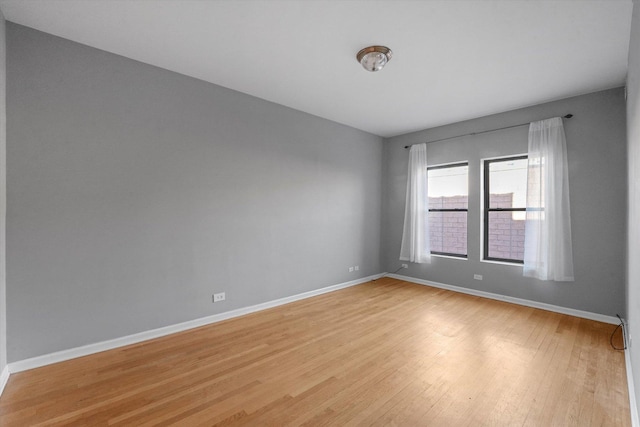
400;143;431;263
523;117;574;281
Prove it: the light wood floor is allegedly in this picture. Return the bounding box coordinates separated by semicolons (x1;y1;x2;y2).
0;278;630;426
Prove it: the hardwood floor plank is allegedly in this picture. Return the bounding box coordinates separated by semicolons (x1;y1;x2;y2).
0;278;631;426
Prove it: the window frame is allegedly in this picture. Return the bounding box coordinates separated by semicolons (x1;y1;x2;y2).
428;161;469;259
483;155;527;264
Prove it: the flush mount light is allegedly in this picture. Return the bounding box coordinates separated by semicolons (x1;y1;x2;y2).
356;46;393;72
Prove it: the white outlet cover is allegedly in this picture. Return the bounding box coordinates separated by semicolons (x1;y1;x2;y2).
349;267;354;272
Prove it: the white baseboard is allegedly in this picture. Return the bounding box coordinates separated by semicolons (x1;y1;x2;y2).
388;273;619;325
626;348;640;427
622;316;639;427
8;273;384;374
0;365;9;396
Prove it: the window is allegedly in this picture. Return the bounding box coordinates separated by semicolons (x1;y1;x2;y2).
483;156;528;263
428;163;468;257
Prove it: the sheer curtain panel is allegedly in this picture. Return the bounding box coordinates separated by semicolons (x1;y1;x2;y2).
523;117;574;281
400;143;431;263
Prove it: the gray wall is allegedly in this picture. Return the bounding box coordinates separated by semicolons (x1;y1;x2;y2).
383;88;627;317
0;9;6;374
6;24;383;362
627;0;640;416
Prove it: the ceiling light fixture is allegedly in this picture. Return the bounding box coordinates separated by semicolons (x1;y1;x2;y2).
356;46;393;72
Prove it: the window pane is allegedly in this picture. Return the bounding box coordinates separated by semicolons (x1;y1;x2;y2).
428;165;468;210
489;158;527;209
487;211;525;261
429;211;467;256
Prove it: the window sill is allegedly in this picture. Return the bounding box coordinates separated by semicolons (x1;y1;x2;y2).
432;254;467;261
481;259;523;267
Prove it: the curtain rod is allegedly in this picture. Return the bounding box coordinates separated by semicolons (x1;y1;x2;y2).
403;114;573;149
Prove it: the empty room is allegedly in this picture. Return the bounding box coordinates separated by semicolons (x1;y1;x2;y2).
0;0;638;425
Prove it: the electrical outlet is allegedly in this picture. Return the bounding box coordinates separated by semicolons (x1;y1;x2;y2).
402;264;408;268
354;265;359;271
349;267;354;272
473;274;483;280
213;292;225;303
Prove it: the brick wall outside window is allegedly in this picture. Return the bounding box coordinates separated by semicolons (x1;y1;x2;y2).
428;193;525;260
487;193;525;260
429;195;467;255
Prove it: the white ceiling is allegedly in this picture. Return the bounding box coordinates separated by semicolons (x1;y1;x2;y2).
0;0;633;137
